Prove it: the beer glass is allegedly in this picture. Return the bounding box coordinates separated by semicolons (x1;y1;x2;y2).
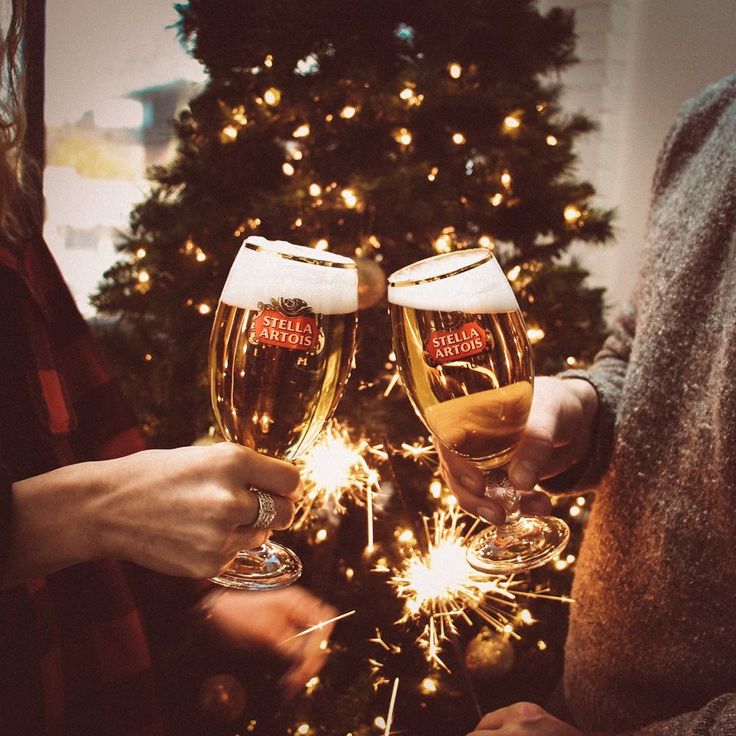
209;236;358;589
388;248;569;574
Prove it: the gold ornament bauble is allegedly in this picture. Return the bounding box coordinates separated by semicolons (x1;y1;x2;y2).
197;673;247;725
465;627;514;678
357;258;386;310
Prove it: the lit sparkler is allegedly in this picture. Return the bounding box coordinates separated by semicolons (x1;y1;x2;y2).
294;421;386;530
385;507;525;670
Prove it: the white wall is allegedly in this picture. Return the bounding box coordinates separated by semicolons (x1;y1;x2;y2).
541;0;736;313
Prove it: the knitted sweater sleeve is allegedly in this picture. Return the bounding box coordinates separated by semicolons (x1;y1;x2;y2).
541;302;636;493
626;694;736;736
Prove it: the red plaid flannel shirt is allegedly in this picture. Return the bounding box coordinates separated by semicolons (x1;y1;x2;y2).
0;229;200;735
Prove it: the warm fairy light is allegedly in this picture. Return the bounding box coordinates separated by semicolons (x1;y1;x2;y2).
293;123;311;138
393;127;413;146
566;356;578;366
478;235;494;249
197;303;212;316
519;608;534;625
231;105;248;126
341;188;359;209
429;480;443;499
195;248;207;262
577;496;586;506
420;676;439;695
264;54;273;67
137;269;150;283
339;105;357;119
554;558;569;571
144;353;153;362
546;134;558;146
452;132;466;145
374;717;386;730
489;192;504;207
221;124;238;142
448;62;463;79
315;528;328;542
135;247;146;258
501;170;512;188
282;162;295;176
293;420;385;529
433;234;452;254
527;327;545;344
263;87;281;106
567;554;576;564
291;148;303;161
399;86;414;100
427;166;439;182
503;114;521;131
569;505;581;518
387;507;523;669
314;238;329;250
309;183;322;197
305;676;319;695
294;217;303;227
296;724;311;735
564;205;582;223
537;639;548;651
507;265;521;281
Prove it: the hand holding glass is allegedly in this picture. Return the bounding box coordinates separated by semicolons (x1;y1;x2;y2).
388;249;569;574
208;237;358;589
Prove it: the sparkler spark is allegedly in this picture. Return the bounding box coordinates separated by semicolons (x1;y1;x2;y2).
387;507;525;670
280;609;357;643
294;421;385;530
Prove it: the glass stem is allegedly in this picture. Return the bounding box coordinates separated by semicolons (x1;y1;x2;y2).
483;468;521;526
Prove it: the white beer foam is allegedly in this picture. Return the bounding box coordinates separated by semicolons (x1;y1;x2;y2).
221;236;358;314
388;249;518;312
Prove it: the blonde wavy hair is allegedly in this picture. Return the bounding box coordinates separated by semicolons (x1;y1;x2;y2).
0;0;27;243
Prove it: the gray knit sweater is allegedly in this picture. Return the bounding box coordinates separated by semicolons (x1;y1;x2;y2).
559;73;736;734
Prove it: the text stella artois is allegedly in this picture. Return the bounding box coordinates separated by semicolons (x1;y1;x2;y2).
251;300;321;352
425;319;488;365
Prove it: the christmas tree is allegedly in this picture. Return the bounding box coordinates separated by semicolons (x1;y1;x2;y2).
92;1;612;733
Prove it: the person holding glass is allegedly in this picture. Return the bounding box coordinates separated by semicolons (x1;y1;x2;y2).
0;3;337;733
446;73;736;735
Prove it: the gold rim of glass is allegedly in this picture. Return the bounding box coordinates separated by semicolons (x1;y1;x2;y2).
388;248;494;287
243;240;357;269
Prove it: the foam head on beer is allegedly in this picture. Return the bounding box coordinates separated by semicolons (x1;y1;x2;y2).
387;249;517;313
221;236;358;314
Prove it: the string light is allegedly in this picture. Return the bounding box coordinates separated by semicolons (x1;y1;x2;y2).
220;124;238;142
503;113;521;132
564;204;582;224
314;237;329;250
339;105;357;119
282;162;295;176
309;183;322;197
291;148;303;160
197;303;212;316
427;166;439;182
231;105;248;126
448;61;463;79
264;54;273;68
263;87;281;106
393;127;413;146
341;188;359;209
478;235;494;249
489;192;504;207
527;327;546;344
546;134;558;146
451;132;466;145
399;86;414;100
135;247;146;259
293;123;310;138
501;170;512;189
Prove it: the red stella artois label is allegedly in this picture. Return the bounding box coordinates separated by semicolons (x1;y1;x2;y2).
249;297;323;353
424;320;489;365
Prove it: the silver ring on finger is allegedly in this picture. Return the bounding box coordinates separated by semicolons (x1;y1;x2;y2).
251;488;277;529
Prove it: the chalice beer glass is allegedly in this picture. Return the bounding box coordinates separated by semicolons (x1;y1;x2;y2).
388;249;569;574
209;236;358;589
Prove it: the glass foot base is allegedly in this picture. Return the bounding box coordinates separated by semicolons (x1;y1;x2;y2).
210;541;302;590
466;515;570;575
